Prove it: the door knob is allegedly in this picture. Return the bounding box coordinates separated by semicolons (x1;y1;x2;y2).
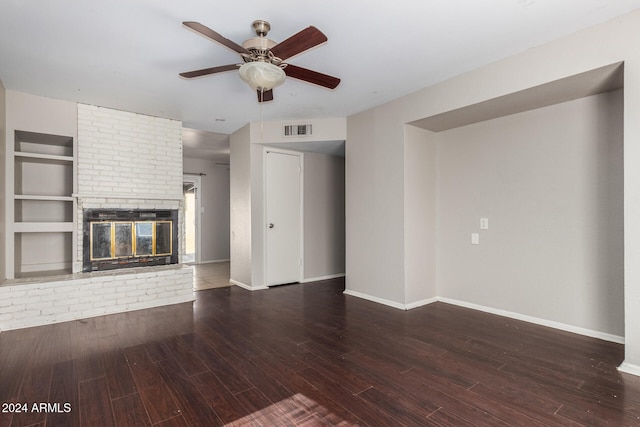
268;223;274;229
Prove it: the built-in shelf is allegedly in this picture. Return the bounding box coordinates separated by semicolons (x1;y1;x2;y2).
15;130;73;156
10;129;76;279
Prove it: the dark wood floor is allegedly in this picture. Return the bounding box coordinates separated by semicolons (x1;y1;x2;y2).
1;278;640;426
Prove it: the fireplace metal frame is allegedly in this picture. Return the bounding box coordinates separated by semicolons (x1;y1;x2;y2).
82;209;178;272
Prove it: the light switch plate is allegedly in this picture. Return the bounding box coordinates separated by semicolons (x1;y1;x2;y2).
480;218;489;230
471;233;480;245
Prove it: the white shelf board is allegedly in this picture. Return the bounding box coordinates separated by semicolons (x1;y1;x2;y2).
14;195;74;201
14;151;74;163
13;222;74;233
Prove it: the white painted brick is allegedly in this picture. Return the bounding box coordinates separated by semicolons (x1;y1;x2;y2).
126;290;146;298
93;299;118;308
125;277;147;288
116;296;138;305
7;288;28;297
2;304;27;313
30;300;55;310
94;286;118;295
137;281;158;290
136;293;158;302
41;306;71;316
6;295;36;306
12;309;44;320
77;104;182;199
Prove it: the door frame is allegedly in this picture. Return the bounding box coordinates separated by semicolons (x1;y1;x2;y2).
263;147;304;286
183;173;202;264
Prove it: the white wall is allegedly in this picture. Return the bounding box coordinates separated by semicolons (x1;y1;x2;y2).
183;157;230;262
345;9;640;369
404;125;437;306
0;80;5;281
346;107;407;305
250;117;346;144
229;124;253;288
303;152;345;281
437;90;624;337
228;125;268;289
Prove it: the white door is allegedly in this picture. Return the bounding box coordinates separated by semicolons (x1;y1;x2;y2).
265;150;302;286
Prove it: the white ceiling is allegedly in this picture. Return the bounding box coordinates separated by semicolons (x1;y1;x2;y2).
1;1;640;153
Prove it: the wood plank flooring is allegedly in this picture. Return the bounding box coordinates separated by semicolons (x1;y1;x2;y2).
1;277;640;426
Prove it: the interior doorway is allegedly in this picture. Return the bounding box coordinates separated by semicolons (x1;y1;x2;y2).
183;174;201;264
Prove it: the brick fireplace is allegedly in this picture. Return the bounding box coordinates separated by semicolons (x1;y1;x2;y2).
75;104;185;268
0;103;194;332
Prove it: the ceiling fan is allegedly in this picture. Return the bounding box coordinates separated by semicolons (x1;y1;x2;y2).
179;20;341;102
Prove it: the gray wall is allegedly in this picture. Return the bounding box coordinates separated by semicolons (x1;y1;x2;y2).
0;80;6;280
303;152;345;281
183;157;230;263
347;108;407;304
346;9;640;369
437;90;624;336
404;125;437;305
229;124;252;287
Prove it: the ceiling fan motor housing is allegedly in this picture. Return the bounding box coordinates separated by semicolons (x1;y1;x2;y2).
241;20;282;64
241;37;279;62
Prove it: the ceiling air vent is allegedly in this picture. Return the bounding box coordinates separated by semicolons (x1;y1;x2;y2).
283;124;312;137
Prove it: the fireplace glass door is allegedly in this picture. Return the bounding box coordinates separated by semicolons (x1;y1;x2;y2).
135;222;153;256
90;221;173;261
115;223;133;257
91;223;112;260
155;222;172;255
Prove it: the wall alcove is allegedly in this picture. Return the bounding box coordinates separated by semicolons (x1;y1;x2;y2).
405;62;625;341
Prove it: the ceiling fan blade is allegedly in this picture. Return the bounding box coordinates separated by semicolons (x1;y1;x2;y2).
284;64;340;89
270;26;327;60
179;64;239;79
183;21;250;55
257;89;274;102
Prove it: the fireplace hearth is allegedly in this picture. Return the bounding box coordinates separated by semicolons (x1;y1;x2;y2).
83;209;179;272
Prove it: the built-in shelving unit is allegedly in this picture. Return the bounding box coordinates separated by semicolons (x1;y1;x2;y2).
12;130;75;278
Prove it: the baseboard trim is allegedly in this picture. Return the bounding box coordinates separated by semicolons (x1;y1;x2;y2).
406;297;438;310
301;273;346;283
343;289;407;310
341;290;624;344
229;279;269;291
343;289;437;310
618;361;640;376
438;297;625;344
229;279;249;290
230;280;268;291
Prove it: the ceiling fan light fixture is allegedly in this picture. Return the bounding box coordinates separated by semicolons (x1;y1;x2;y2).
239;61;286;91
